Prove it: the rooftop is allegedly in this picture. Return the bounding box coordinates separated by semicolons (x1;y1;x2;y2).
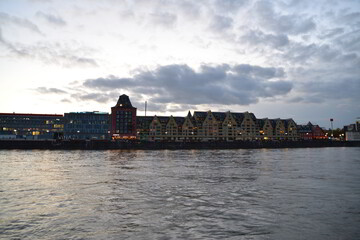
114;94;136;108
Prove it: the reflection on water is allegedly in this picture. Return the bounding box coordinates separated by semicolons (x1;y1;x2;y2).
1;148;360;239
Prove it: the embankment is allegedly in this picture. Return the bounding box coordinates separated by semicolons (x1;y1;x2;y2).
1;139;359;150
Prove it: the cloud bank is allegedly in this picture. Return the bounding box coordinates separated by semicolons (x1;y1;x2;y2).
82;63;291;106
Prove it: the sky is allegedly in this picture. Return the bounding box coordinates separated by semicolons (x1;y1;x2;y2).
0;0;359;128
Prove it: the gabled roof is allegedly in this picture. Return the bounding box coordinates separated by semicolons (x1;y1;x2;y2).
184;115;197;126
269;119;278;128
231;112;245;124
114;94;135;108
187;111;192;118
212;112;226;122
249;113;257;122
193;111;207;119
174;117;185;125
193;111;207;125
157;116;170;124
297;124;312;132
136;116;154;127
257;118;267;128
284;119;289;128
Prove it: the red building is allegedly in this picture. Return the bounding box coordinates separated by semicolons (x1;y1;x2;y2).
110;94;137;139
297;122;327;140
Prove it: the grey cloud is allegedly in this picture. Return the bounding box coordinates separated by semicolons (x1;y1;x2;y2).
36;11;66;26
165;103;197;112
240;29;289;48
177;1;201;19
335;29;360;53
284;43;337;64
149;12;177;28
338;10;360;27
214;0;249;13
82;63;292;106
294;77;360;104
254;0;316;35
35;87;67;94
233;64;285;78
61;98;72;103
283;35;360;66
29;0;52;2
0;33;98;67
84;76;135;89
71;92;119;104
319;28;344;39
288;96;304;103
0;12;42;34
209;15;233;32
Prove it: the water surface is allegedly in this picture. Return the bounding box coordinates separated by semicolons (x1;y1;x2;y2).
1;148;360;239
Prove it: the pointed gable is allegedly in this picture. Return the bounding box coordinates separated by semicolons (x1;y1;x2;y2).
231;112;245;125
136;116;154;129
114;94;135;108
187;111;192;118
212;112;227;123
174;117;185;126
257;118;266;129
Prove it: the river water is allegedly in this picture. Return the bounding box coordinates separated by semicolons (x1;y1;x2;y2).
1;148;360;239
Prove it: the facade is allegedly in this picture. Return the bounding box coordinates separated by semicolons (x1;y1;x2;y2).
258;118;298;141
64;112;110;140
345;118;360;141
297;122;326;140
111;95;137;139
136;116;154;141
345;132;360;141
0;113;64;139
3;95;332;143
137;110;299;142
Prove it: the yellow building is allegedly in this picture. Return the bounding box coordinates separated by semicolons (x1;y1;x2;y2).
139;110;299;142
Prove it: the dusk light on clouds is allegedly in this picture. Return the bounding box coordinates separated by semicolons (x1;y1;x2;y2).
0;0;359;128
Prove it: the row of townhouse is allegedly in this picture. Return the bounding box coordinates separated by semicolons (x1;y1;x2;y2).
137;110;298;142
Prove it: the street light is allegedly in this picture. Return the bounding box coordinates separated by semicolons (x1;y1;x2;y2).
330;118;334;137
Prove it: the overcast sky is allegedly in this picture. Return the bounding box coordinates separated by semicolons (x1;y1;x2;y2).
0;0;359;128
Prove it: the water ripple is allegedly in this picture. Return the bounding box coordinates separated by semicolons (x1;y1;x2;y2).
1;148;360;239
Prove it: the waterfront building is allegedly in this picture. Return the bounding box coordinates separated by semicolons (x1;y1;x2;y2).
148;116;185;141
111;94;137;139
64;112;110;140
231;112;245;140
201;111;222;141
167;116;185;141
237;112;260;140
139;110;300;142
285;119;299;141
182;111;197;141
149;116;168;141
0;113;63;139
345;118;360;141
297;123;313;140
221;111;237;141
257;118;274;140
136;116;154;141
297;122;326;140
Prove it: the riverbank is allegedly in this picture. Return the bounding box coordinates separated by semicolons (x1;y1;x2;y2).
1;139;360;150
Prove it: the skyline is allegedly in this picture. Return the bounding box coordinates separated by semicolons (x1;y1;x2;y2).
0;0;359;128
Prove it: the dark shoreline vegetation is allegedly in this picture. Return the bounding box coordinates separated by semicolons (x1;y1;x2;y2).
0;139;359;150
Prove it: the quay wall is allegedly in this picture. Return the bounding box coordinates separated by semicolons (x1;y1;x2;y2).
1;139;360;150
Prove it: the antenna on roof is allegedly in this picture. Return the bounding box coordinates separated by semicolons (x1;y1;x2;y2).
145;101;147;116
